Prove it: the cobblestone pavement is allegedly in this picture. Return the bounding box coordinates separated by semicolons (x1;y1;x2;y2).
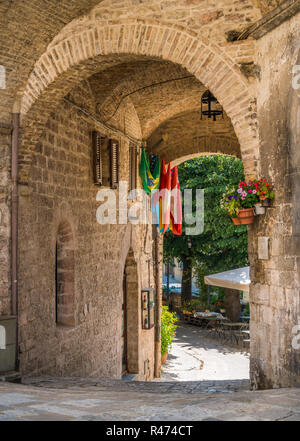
0;381;299;421
157;323;250;382
0;324;298;421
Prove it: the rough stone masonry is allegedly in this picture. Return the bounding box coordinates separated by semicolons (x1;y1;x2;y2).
0;0;299;388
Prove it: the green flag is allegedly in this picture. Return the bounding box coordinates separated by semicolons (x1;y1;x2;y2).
139;147;160;194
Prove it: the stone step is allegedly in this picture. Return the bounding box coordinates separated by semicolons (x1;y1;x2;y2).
0;371;21;383
21;376;250;395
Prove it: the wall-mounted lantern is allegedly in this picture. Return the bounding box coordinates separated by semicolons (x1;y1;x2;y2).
141;288;155;330
201;90;223;121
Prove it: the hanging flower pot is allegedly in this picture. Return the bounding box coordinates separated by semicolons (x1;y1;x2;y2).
254;203;265;215
237;208;255;225
232;217;241;225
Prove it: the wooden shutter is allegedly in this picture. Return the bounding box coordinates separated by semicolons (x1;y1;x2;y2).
110;139;119;189
92;131;105;185
129;142;137;191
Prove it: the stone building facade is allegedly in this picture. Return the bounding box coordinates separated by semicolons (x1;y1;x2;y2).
0;0;299;387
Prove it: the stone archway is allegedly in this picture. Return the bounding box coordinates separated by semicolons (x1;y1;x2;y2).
15;17;261;384
18;20;259;181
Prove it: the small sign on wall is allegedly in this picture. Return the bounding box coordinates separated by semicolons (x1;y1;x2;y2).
141;288;155;330
258;237;270;260
0;325;5;350
0;317;17;373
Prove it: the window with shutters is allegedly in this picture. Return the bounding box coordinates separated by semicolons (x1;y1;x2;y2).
91;131;111;187
110;139;119;189
129;142;137;191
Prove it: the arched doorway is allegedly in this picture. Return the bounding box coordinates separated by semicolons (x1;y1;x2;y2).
123;250;139;376
122;266;128;374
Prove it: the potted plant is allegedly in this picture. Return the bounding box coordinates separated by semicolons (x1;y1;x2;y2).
220;187;241;224
221;179;275;224
216;301;226;314
256;178;275;207
236;180;260;224
161;305;178;364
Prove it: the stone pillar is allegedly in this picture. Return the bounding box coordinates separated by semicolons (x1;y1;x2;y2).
249;34;300;389
0;125;11;317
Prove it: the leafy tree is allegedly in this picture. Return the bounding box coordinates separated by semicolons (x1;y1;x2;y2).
163;155;249;304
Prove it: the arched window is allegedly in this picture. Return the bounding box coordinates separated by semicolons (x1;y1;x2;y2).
55;221;75;326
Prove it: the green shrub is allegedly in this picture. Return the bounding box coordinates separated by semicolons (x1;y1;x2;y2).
161;306;178;356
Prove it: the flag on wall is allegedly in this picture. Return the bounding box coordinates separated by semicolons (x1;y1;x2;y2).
139;147;160;194
151;159;182;236
159;158;171;235
169;166;182;236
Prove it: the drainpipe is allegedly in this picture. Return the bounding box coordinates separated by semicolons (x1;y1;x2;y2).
11;112;19;370
154;226;162;378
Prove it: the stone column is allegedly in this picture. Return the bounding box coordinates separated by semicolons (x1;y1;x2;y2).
0;125;11;316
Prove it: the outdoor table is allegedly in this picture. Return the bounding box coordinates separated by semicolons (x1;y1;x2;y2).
216;321;249;344
221;322;248;329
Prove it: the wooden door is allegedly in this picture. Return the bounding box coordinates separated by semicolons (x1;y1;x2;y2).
121;269;128;374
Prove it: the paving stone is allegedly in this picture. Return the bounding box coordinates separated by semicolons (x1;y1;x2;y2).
0;381;299;421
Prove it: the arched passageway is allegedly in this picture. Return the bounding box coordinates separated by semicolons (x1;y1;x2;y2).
15;23;256;383
5;5;298;392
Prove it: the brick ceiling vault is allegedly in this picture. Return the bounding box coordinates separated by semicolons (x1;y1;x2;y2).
18;20;259;180
0;0;103;121
88;60;206;136
147;108;241;164
0;0;283;123
85;59;241;163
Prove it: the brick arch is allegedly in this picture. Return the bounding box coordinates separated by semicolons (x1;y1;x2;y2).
170;152;238;168
19;20;259;177
160;136;241;165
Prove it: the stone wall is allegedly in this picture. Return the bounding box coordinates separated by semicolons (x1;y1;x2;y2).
0;126;11;316
17;84;155;379
0;0;299;388
249;10;300;388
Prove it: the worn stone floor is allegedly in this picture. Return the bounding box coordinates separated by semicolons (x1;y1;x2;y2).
0;324;299;421
0;381;299;421
157;323;250;382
